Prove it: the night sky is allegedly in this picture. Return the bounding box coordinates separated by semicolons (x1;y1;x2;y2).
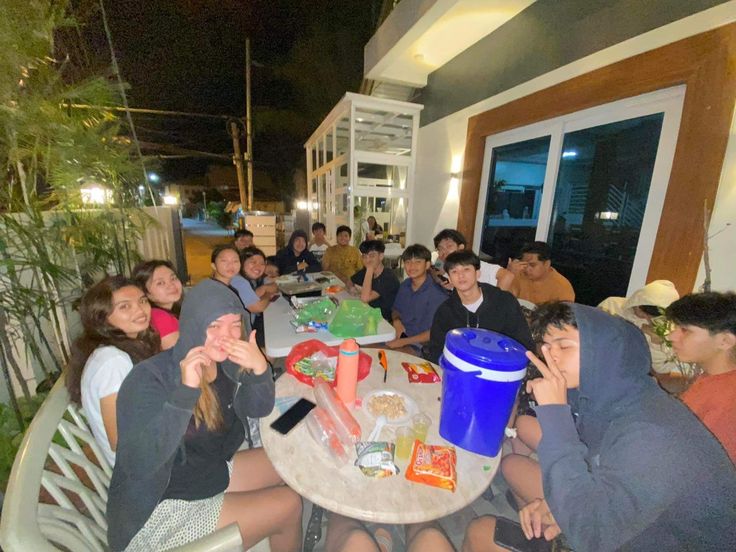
68;0;378;196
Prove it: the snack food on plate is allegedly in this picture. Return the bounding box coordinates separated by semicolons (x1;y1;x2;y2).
368;393;407;420
354;442;399;478
405;442;457;492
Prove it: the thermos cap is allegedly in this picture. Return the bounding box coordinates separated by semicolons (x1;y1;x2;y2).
443;328;527;371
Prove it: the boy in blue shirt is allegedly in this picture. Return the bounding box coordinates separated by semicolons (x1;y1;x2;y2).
388;244;448;354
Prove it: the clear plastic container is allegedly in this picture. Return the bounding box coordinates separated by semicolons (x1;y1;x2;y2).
305;407;349;465
313;378;362;444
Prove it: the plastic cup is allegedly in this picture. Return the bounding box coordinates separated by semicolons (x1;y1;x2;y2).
412;413;431;443
394;426;415;460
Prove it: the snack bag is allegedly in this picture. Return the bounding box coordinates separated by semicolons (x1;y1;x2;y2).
405;442;457;492
354;442;399;478
401;361;441;383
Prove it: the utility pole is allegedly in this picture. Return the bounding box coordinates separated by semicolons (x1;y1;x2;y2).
245;38;254;211
229;120;247;229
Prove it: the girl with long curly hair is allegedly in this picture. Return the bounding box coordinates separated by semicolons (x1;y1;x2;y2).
65;276;160;466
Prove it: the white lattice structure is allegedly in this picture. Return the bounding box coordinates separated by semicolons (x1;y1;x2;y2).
0;376;265;552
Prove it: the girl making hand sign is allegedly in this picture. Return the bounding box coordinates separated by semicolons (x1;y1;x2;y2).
107;279;302;552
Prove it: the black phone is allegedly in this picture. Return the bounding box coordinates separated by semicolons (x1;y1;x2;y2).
270;398;316;435
494;517;553;552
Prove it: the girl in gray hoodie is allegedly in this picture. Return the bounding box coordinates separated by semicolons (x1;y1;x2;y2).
107;279;302;551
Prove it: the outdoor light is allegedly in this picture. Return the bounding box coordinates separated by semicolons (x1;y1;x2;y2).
595;211;619;220
162;195;178;206
296;200;308;210
312;201;320;210
80;185;112;205
562;150;577;158
138;185;145;194
148;172;161;183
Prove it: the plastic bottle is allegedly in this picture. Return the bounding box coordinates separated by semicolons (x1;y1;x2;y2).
313;378;362;443
335;338;360;407
305;406;349;465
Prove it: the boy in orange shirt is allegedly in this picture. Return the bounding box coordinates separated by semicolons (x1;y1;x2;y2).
667;292;736;464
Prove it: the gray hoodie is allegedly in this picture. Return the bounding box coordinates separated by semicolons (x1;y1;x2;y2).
535;304;736;551
107;279;274;551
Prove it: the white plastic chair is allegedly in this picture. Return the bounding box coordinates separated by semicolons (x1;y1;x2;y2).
0;376;269;552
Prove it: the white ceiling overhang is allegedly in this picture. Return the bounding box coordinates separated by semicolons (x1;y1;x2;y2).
364;0;536;87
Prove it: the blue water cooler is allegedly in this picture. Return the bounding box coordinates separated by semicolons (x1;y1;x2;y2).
439;328;528;457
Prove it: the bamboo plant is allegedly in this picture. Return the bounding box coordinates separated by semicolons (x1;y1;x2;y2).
0;0;153;451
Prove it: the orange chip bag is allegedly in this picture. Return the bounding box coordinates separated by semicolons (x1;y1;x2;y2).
405;441;457;492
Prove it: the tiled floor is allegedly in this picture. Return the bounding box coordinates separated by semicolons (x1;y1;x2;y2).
301;474;517;551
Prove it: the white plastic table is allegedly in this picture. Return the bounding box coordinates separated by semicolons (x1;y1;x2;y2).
263;295;396;357
260;349;499;524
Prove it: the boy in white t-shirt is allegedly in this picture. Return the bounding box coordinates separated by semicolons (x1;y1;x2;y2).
430;228;514;292
309;221;330;260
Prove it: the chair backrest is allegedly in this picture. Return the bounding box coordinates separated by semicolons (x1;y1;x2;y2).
1;375;252;552
0;375;112;552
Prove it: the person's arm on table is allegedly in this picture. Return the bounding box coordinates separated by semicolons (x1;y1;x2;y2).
255;282;278;297
387;329;430;350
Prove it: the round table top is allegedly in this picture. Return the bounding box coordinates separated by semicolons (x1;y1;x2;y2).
260;349;500;524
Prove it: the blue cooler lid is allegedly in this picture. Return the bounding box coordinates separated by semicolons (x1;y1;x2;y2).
443;328;528;373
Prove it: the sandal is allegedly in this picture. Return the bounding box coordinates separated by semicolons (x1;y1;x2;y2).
373;526;393;552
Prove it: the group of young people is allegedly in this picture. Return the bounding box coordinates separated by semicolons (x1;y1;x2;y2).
64;219;736;551
66;246;304;551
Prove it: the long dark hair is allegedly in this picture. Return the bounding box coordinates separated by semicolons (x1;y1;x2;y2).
132;259;183;317
65;276;160;404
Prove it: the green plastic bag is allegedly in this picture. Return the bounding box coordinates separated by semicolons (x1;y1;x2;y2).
293;297;337;325
328;299;382;338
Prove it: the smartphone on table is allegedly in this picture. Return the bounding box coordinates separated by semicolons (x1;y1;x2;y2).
494;517;554;552
270;398;316;435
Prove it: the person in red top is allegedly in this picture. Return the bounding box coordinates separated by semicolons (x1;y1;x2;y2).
133;260;183;350
667;291;736;464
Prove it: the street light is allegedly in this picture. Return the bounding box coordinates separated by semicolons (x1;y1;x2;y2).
80;184;112;205
148;172;161;183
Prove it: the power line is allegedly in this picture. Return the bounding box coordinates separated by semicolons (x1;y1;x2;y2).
65;102;243;121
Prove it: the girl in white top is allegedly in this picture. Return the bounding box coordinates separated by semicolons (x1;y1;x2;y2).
66;276;160;466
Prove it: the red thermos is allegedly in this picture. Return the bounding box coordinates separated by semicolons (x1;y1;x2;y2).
335;338;359;406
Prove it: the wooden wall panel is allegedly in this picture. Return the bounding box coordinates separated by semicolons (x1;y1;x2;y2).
458;24;736;295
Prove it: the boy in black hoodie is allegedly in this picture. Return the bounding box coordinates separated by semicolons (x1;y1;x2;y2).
427;250;533;363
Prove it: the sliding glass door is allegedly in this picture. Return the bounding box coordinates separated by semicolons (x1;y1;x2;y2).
474;87;685;305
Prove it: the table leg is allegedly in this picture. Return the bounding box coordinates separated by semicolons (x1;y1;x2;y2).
303;503;325;552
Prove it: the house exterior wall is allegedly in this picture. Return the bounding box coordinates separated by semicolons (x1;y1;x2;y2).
418;0;729;126
410;1;736;292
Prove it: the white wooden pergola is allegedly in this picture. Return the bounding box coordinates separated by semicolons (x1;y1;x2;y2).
304;92;423;246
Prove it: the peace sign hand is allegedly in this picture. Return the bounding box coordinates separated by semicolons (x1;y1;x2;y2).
525;345;568;406
222;330;268;376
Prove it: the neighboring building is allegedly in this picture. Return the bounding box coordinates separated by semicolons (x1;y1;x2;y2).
361;0;736;303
